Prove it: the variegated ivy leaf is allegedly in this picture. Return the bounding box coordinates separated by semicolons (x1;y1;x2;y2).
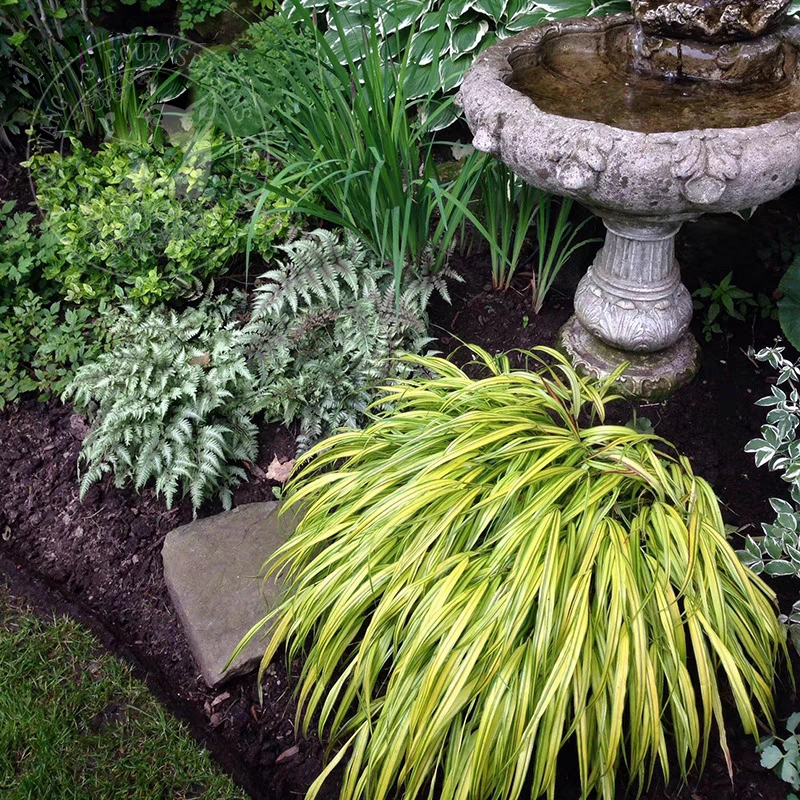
756;386;788;407
772;497;796;514
765;560;797;576
745;436;781;467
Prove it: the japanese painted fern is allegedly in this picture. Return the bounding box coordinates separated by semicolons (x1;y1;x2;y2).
65;230;437;511
65;294;257;511
245;229;442;450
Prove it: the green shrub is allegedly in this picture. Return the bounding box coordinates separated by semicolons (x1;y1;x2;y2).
241;346;783;800
65;228;436;509
28;137;292;305
0;201;104;407
191;14;321;140
64;293;258;510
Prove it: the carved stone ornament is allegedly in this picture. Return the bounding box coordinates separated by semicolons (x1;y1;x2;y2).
546;133;615;191
670;133;742;204
632;0;790;43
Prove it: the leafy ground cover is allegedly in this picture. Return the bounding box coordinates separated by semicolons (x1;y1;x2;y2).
1;199;800;800
4;1;800;799
0;584;246;799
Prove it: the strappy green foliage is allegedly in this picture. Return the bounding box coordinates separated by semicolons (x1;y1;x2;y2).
241;347;784;800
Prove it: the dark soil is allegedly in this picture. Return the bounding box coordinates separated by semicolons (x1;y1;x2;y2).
3;131;800;797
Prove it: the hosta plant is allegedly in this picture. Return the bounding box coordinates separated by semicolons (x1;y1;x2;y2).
241;346;783;800
286;0;630;126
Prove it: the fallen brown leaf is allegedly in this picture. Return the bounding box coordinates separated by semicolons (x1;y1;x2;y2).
276;744;300;764
265;456;295;484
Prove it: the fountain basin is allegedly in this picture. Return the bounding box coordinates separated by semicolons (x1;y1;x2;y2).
457;15;800;397
457;16;800;216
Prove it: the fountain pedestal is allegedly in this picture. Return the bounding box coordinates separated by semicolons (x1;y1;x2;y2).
457;7;800;398
557;216;700;398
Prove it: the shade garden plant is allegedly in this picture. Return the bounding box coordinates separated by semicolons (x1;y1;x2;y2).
2;0;800;799
241;347;785;800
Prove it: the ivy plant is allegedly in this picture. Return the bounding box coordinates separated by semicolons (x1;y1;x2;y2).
759;712;800;797
739;346;800;578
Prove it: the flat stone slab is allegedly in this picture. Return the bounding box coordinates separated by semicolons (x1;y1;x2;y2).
162;501;298;687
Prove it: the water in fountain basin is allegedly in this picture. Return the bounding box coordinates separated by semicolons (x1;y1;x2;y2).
506;24;800;134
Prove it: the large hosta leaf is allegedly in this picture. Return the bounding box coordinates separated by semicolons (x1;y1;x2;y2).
376;0;427;34
450;20;490;55
408;15;448;65
470;0;508;17
439;52;474;91
403;61;441;98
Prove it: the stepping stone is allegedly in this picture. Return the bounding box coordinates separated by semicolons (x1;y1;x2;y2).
162;501;299;687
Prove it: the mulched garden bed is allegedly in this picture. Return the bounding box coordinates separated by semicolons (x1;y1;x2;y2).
3;171;800;798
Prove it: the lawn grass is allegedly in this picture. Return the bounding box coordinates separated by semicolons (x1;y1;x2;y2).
0;587;247;800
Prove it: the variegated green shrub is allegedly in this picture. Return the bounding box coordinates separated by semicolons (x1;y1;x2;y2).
286;0;630;125
740;346;800;579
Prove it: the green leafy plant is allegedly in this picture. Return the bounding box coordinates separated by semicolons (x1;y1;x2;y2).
478;160;539;291
759;712;800;796
29;136;291;305
64;294;258;511
0;291;106;408
244;228;437;449
250;4;490;285
740;346;800;579
191;14;321;141
0;200;57;307
179;0;231;32
16;28;188;145
65;229;434;508
692;272;773;341
0;200;103;407
477;161;596;302
240;346;783;800
286;0;630;127
531;194;596;312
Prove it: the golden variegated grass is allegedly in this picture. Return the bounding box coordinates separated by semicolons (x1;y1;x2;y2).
238;346;784;800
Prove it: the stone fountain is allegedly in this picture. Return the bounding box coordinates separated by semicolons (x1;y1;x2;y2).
457;0;800;397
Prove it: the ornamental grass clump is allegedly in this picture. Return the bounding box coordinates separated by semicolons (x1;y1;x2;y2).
243;347;784;800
